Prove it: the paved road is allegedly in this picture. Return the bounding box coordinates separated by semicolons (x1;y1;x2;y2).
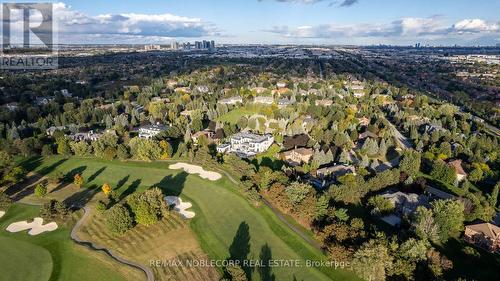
71;206;155;281
15;199;154;281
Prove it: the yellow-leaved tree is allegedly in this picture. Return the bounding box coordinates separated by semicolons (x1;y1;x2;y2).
73;174;84;188
102;183;112;196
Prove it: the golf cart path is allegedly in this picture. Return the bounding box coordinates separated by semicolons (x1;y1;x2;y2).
16;201;153;281
71;206;154;281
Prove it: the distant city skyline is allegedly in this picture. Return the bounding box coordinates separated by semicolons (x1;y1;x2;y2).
1;0;499;46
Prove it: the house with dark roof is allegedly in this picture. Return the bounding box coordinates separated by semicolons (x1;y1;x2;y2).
283;134;310;150
381;191;429;216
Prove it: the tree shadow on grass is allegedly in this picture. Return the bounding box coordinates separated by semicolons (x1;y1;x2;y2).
259;243;276;281
116;175;130;190
153;172;188;196
38;158;68;176
18;156;43;173
6;173;44;200
51;166;87;193
118;179;141;202
4;158;69;200
63;184;99;209
87;167;106;183
227;221;252;281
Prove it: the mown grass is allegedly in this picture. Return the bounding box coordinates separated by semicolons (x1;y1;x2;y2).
216;107;261;124
78;207;220;281
22;156;360;281
0;204;141;281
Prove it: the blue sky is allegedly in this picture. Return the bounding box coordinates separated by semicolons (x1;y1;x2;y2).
3;0;500;45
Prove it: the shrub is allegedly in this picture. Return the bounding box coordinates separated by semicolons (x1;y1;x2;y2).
463;246;480;258
105;204;133;235
49;171;64;184
34;182;48;198
0;192;13;210
126;187;168;226
40;200;69;221
73;174;84;188
368;195;395;215
285;182;311;205
95;200;107;213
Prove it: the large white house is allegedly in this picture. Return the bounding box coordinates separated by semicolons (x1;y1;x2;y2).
217;132;274;158
138;124;168;139
218;96;243;105
253;96;274;105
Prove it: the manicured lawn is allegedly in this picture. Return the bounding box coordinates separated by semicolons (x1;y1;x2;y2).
0;204;140;281
254;144;284;170
0;237;52;281
216;107;262;124
22;156;360;281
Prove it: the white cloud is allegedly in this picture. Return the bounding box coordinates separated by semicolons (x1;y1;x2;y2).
1;2;220;44
262;0;359;6
265;16;499;40
452;19;499;33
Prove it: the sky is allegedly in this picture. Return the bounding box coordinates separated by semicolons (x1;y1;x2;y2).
1;0;499;45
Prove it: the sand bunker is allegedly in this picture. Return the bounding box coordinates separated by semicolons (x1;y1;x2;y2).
6;218;58;235
165;196;195;219
169;163;222;181
0;211;4;219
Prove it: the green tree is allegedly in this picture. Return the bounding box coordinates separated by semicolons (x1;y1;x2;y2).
96;200;107;213
126;187;168;226
432;199;465;242
116;144;130;160
399;150;421;178
134;200;158;226
285;182;311;205
368;195;394;215
128;137;162;161
412;206;439;242
40;200;69;221
315;195;329;219
148;101;168;119
334;208;349;222
398;238;428;262
352;239;393;281
34;182;48;197
430;160;456;185
426;248;453;278
468;168;483;183
0;151;12;169
3;166;26;185
488;182;499;208
0;192;13;210
362;138;379;157
103;146;117;160
105;204;133;235
69;141;92;157
56;138;72;156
